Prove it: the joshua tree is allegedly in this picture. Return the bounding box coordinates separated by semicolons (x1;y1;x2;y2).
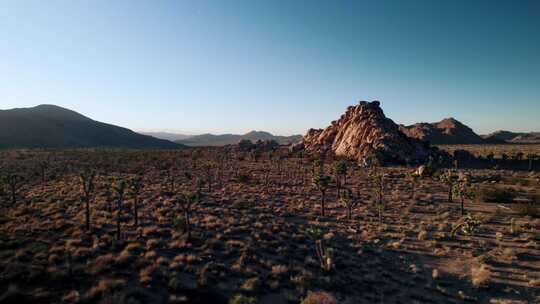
370;170;385;225
339;187;361;221
408;172;420;201
313;174;331;216
4;172;23;205
439;170;455;202
486;152;495;163
204;163;213;193
113;179;127;240
0;173;4;197
191;149;201;170
306;226;334;271
174;191;196;240
38;160;49;188
128;176;143;227
79;169;96;231
333;160;348;196
453;175;473;216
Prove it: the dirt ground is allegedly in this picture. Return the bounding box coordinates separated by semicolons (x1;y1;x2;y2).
0;148;539;303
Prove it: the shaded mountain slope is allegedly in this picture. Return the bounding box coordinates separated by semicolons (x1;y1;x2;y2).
0;105;180;149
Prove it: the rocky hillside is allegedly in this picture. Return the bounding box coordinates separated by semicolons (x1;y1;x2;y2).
0;105;181;149
399;118;485;144
293;101;437;164
176;131;301;147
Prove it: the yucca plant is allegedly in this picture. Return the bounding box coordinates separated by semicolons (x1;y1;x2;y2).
312;174;331;216
174;191;196;240
451;214;482;237
79;169;96;231
128;176;143;227
113;179;127;240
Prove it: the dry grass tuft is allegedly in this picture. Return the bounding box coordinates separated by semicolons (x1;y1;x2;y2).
301;291;337;304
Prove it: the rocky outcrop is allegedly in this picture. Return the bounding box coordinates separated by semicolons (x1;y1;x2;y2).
399;118;485;145
293;101;439;165
229;139;280;152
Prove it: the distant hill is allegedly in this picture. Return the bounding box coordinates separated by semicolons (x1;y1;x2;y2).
482;130;540;143
139;132;192;142
176;131;302;146
0;105;181;149
399;118;485;144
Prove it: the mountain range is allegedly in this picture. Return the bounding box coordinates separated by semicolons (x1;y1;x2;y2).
400;118;540;144
482;131;540;144
174;131;302;147
0;105;180;149
1;104;538;149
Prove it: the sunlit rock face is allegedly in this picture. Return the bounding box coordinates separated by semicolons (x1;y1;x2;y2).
294;100;438;164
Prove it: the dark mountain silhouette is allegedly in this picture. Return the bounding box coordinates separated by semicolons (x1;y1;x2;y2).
176;130;301;146
0;105;180;149
399;118;485;144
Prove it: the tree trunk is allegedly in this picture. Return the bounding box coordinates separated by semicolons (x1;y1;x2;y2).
134;198;138;227
461;197;465;215
85;199;90;231
448;187;453;202
321;191;326;217
184;209;191;240
116;200;121;240
10;186;16;204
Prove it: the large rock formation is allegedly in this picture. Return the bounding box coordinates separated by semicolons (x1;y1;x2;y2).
293;101;438;165
399;118;485;145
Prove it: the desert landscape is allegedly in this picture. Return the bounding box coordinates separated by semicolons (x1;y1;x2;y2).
2;1;539;303
0;101;539;304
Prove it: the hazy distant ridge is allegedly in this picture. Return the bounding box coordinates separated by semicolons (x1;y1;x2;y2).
176;131;302;146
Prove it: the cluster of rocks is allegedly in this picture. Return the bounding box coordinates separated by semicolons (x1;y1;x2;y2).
292;101;443;165
230;139;280;152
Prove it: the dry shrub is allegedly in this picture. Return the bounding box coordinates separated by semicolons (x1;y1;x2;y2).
89;254;114;275
301;291;337;304
87;278;126;299
471;263;491;287
475;187;516;204
440;258;491;288
241;277;260;291
512;201;539;217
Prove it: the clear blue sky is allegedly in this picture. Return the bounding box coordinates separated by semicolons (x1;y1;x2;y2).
1;0;539;135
